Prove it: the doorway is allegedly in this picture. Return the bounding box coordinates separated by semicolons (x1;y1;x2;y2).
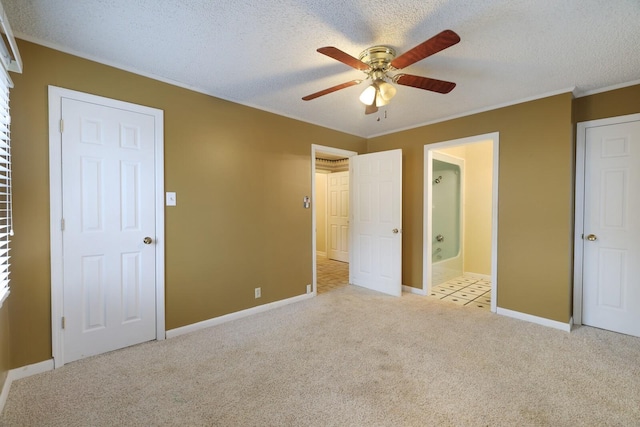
423;133;499;312
312;145;404;297
312;145;356;294
48;86;165;367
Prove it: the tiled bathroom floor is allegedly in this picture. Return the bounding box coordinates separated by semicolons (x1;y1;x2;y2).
429;276;492;310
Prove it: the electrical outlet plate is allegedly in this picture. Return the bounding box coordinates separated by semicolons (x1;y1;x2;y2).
254;287;261;298
306;284;312;294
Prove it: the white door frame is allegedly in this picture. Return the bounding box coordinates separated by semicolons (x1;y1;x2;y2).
573;113;640;326
311;144;358;294
423;132;499;312
48;86;166;367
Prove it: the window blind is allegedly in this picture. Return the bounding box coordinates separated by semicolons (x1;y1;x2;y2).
0;66;10;305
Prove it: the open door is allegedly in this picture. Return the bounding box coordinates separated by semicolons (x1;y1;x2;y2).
350;149;402;296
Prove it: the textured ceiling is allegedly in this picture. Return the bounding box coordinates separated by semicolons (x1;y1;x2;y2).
3;0;640;137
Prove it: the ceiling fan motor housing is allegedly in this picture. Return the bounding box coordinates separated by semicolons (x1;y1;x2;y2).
359;46;396;72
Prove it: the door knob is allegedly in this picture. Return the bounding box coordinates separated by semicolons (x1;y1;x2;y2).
143;237;153;245
392;228;399;234
586;234;597;241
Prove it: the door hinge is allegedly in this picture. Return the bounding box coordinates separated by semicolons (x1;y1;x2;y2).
61;218;65;231
60;119;64;133
61;316;66;329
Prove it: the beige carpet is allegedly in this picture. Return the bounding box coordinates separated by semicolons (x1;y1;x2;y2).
2;285;640;426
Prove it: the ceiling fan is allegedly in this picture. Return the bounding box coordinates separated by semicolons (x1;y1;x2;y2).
302;30;460;115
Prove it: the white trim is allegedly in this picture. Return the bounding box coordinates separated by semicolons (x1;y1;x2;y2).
575;79;640;98
316;251;327;258
368;88;575;139
402;285;427;296
423;133;500;313
311;145;358;296
167;292;314;338
48;86;165;368
9;359;54;381
573;113;640;327
0;372;8;414
497;308;573;333
0;359;55;413
0;289;8;310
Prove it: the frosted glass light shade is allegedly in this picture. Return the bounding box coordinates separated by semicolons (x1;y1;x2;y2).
359;85;377;105
375;92;390;106
377;81;397;102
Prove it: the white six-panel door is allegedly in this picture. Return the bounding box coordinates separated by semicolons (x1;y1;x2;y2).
581;119;640;337
328;171;349;263
350;149;402;296
61;97;158;363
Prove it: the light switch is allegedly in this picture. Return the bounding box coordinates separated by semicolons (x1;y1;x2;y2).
166;192;177;206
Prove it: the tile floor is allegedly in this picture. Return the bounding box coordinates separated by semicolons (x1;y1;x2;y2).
429;276;492;311
316;256;492;312
316;256;349;294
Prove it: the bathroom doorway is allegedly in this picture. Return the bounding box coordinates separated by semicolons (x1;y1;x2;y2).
423;133;499;312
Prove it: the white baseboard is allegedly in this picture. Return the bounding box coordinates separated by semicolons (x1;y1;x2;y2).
0;373;10;414
402;285;427;296
167;292;315;339
316;251;327;258
497;308;572;332
0;359;54;413
10;359;54;381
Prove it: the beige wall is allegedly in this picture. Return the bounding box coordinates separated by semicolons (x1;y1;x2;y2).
315;173;327;255
574;85;640;123
438;141;493;276
4;36;640;370
8;40;366;368
368;93;575;322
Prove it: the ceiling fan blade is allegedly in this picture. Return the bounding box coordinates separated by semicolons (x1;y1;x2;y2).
390;30;460;70
317;47;371;71
302;80;363;101
393;74;456;94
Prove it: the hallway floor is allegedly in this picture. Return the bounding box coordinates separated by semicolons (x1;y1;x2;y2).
316;256;349;294
429;276;492;310
317;256;491;312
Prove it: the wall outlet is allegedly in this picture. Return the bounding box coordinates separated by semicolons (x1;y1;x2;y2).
254;287;261;299
306;284;311;294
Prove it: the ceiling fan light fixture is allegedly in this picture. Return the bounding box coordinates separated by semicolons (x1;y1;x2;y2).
359;84;377;106
377;80;397;102
361;79;397;107
375;88;389;107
